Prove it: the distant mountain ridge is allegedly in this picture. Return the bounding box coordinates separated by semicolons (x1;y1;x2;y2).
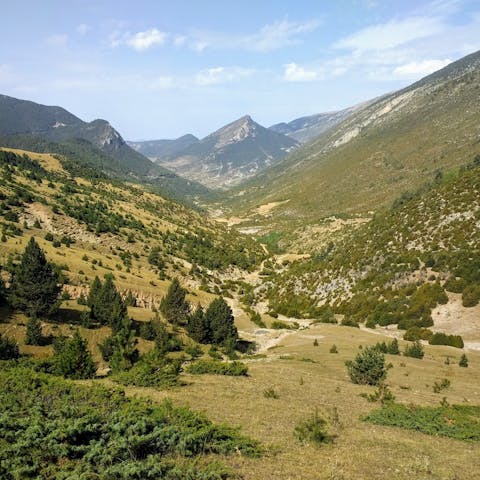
128;134;199;159
269;103;368;143
0;94;212;202
136;115;299;189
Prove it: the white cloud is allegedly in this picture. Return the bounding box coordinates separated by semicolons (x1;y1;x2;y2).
195;66;254;86
393;58;452;77
110;28;168;51
283;63;321;82
76;24;90;35
46;34;68;47
126;28;167;51
335;16;444;52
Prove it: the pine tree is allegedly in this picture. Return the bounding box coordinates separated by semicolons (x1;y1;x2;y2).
109;318;139;373
187;304;210;343
91;276;127;332
9;237;61;317
87;276;102;308
204;297;238;347
0;275;6;306
459;353;469;367
25;316;43;345
160;278;190;325
387;338;400;355
0;333;19;360
53;331;96;379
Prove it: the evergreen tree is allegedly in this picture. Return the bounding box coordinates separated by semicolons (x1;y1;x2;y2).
9;237;61;317
87;276;102;308
91;276;127;332
25;316;43;345
345;345;388;385
160;278;190;325
109;318;139;373
387;338;400;355
0;333;19;360
0;275;6;306
459;353;469;367
53;331;96;379
187;304;210;343
204;297;238;347
154;321;182;355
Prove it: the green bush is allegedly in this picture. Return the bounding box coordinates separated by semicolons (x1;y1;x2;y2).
345;345;388;386
52;331;96;379
404;340;424;359
363;403;480;441
429;332;464;348
0;333;19;360
341;316;359;328
433;378;451;393
459;353;468;367
271;320;297;329
403;326;433;341
187;359;248;376
0;367;261;478
294;409;333;446
444;277;467;294
462;284;480;307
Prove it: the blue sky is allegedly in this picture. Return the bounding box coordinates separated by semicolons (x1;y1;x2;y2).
1;0;479;139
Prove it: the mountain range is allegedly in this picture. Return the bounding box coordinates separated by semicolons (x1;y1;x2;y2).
129;115;299;189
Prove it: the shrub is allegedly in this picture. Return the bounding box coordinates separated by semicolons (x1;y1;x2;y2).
25;316;43;345
433;378;451;393
52;331;96;379
329;344;338;354
387;338;400;355
444;277;467;294
404;326;433;341
429;332;464;349
314;305;336;324
0;333;19;360
361;384;395;404
462;284;480;307
187;359;248;376
294;409;333;446
341;316;360;328
404;341;424;359
459;354;468;367
345;345;388;386
263;388;279;399
271;320;294;329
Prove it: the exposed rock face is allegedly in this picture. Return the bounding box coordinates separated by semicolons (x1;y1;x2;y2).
152;115;299;189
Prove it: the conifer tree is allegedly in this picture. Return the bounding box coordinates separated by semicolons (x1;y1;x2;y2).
9;237;61;316
160;278;190;325
53;331;96;379
187;304;210;343
204;297;238;347
25;316;43;345
87;276;102;308
459;353;469;367
0;275;6;306
91;276;127;332
109;318;139;373
0;333;19;360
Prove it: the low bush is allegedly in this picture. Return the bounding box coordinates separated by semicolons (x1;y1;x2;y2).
345;345;388;386
363;403;480;441
0;333;19;360
429;332;464;349
187;359;248;376
294;408;333;446
462;284;480;307
404;340;424;359
404;326;433;341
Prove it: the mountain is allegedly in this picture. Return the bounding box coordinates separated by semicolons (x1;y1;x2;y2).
153;115;299;189
224;50;480;236
269;103;367;143
0;94;212;202
128;134;199;159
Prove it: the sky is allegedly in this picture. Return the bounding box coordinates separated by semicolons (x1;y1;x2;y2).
1;0;479;140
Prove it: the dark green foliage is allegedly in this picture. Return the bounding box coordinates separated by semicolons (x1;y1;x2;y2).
160;278;190;325
0;275;6;306
404;340;425;359
52;331;96;379
345;345;388;386
138;320;157;340
462;284;480;307
186;304;210;343
24;316;43;345
89;276;128;332
314;305;337;324
114;350;182;388
250;310;266;328
444;276;467;293
204;297;238;347
329;344;338;354
44;232;54;241
387;338;400;355
109;318;139;373
154;321;182;355
294;409;333;446
459;353;469;367
429;332;464;348
0;333;19;359
271;319;297;330
341;316;360;328
364;403;480;441
361;384;396;404
0;366;261;478
9;237;61;316
404;326;433;341
124;289;136;307
148;246;165;270
187;359;248;376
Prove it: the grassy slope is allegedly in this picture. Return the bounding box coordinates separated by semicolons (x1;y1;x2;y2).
222;51;480;237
